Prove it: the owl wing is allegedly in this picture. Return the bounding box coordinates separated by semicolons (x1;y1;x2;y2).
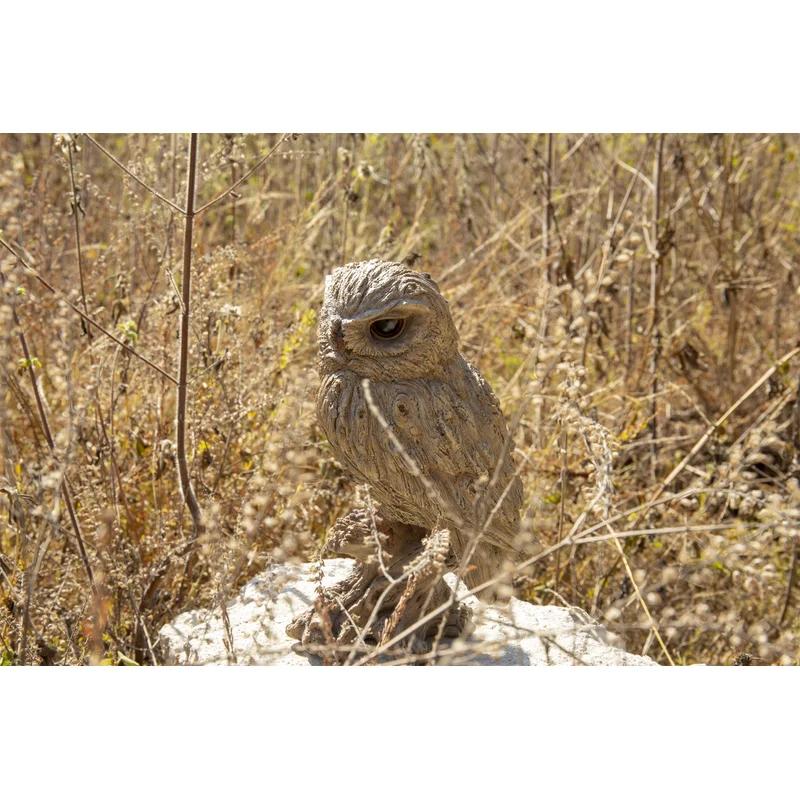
385;363;523;554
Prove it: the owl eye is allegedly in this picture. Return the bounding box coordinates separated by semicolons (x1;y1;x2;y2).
370;317;406;340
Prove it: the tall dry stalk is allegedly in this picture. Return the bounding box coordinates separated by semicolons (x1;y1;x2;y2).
10;308;95;590
543;133;554;267
533;133;556;449
4;279;97;663
176;133;204;536
723;135;740;396
648;134;665;483
65;138;91;338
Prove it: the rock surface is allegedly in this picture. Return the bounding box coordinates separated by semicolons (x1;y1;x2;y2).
158;559;657;666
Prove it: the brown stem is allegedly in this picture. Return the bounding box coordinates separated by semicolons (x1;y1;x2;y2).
724;135;740;399
648;134;665;484
194;133;290;216
554;426;568;597
625;255;635;378
778;537;797;628
543;133;554;266
533;134;556;448
66;143;91;339
9;299;96;594
176;133;204;537
340;183;349;263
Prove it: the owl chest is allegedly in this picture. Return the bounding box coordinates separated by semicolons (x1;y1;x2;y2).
320;368;492;473
319;375;419;471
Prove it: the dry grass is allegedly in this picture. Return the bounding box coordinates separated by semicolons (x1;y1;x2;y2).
1;132;799;666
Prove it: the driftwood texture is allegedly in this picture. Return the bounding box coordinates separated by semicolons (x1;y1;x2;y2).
289;260;540;661
316;260;535;592
286;507;470;662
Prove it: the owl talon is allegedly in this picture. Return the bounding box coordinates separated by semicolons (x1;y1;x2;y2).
287;511;470;662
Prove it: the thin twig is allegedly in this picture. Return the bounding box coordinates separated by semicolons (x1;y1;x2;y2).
194;134;290;216
575;140;651;282
778;537;797;628
642;344;800;514
554;426;567;597
84;134;186;215
6;293;96;595
649;134;665;484
65;141;91;337
577;521;760;544
543;133;554;267
606;522;675;665
0;236;177;384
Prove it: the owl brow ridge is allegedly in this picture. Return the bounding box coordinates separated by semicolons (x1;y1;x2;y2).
349;299;429;322
365;275;433;309
334;261;434;317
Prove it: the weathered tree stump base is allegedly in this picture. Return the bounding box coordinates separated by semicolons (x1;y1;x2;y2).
286;508;470;663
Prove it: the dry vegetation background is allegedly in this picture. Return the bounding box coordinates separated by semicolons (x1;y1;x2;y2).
1;132;799;666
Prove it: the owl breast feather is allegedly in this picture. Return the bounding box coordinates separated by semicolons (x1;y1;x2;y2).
317;361;523;553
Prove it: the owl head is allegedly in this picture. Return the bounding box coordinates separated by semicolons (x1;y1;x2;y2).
318;260;460;380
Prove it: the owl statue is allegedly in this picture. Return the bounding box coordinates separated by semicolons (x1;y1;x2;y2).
317;259;532;593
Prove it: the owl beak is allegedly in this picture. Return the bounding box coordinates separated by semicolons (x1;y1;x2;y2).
330;315;346;355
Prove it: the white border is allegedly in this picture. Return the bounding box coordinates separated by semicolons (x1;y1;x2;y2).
4;667;798;797
3;1;799;131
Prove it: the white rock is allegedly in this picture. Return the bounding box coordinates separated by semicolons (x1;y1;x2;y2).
158;559;657;666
